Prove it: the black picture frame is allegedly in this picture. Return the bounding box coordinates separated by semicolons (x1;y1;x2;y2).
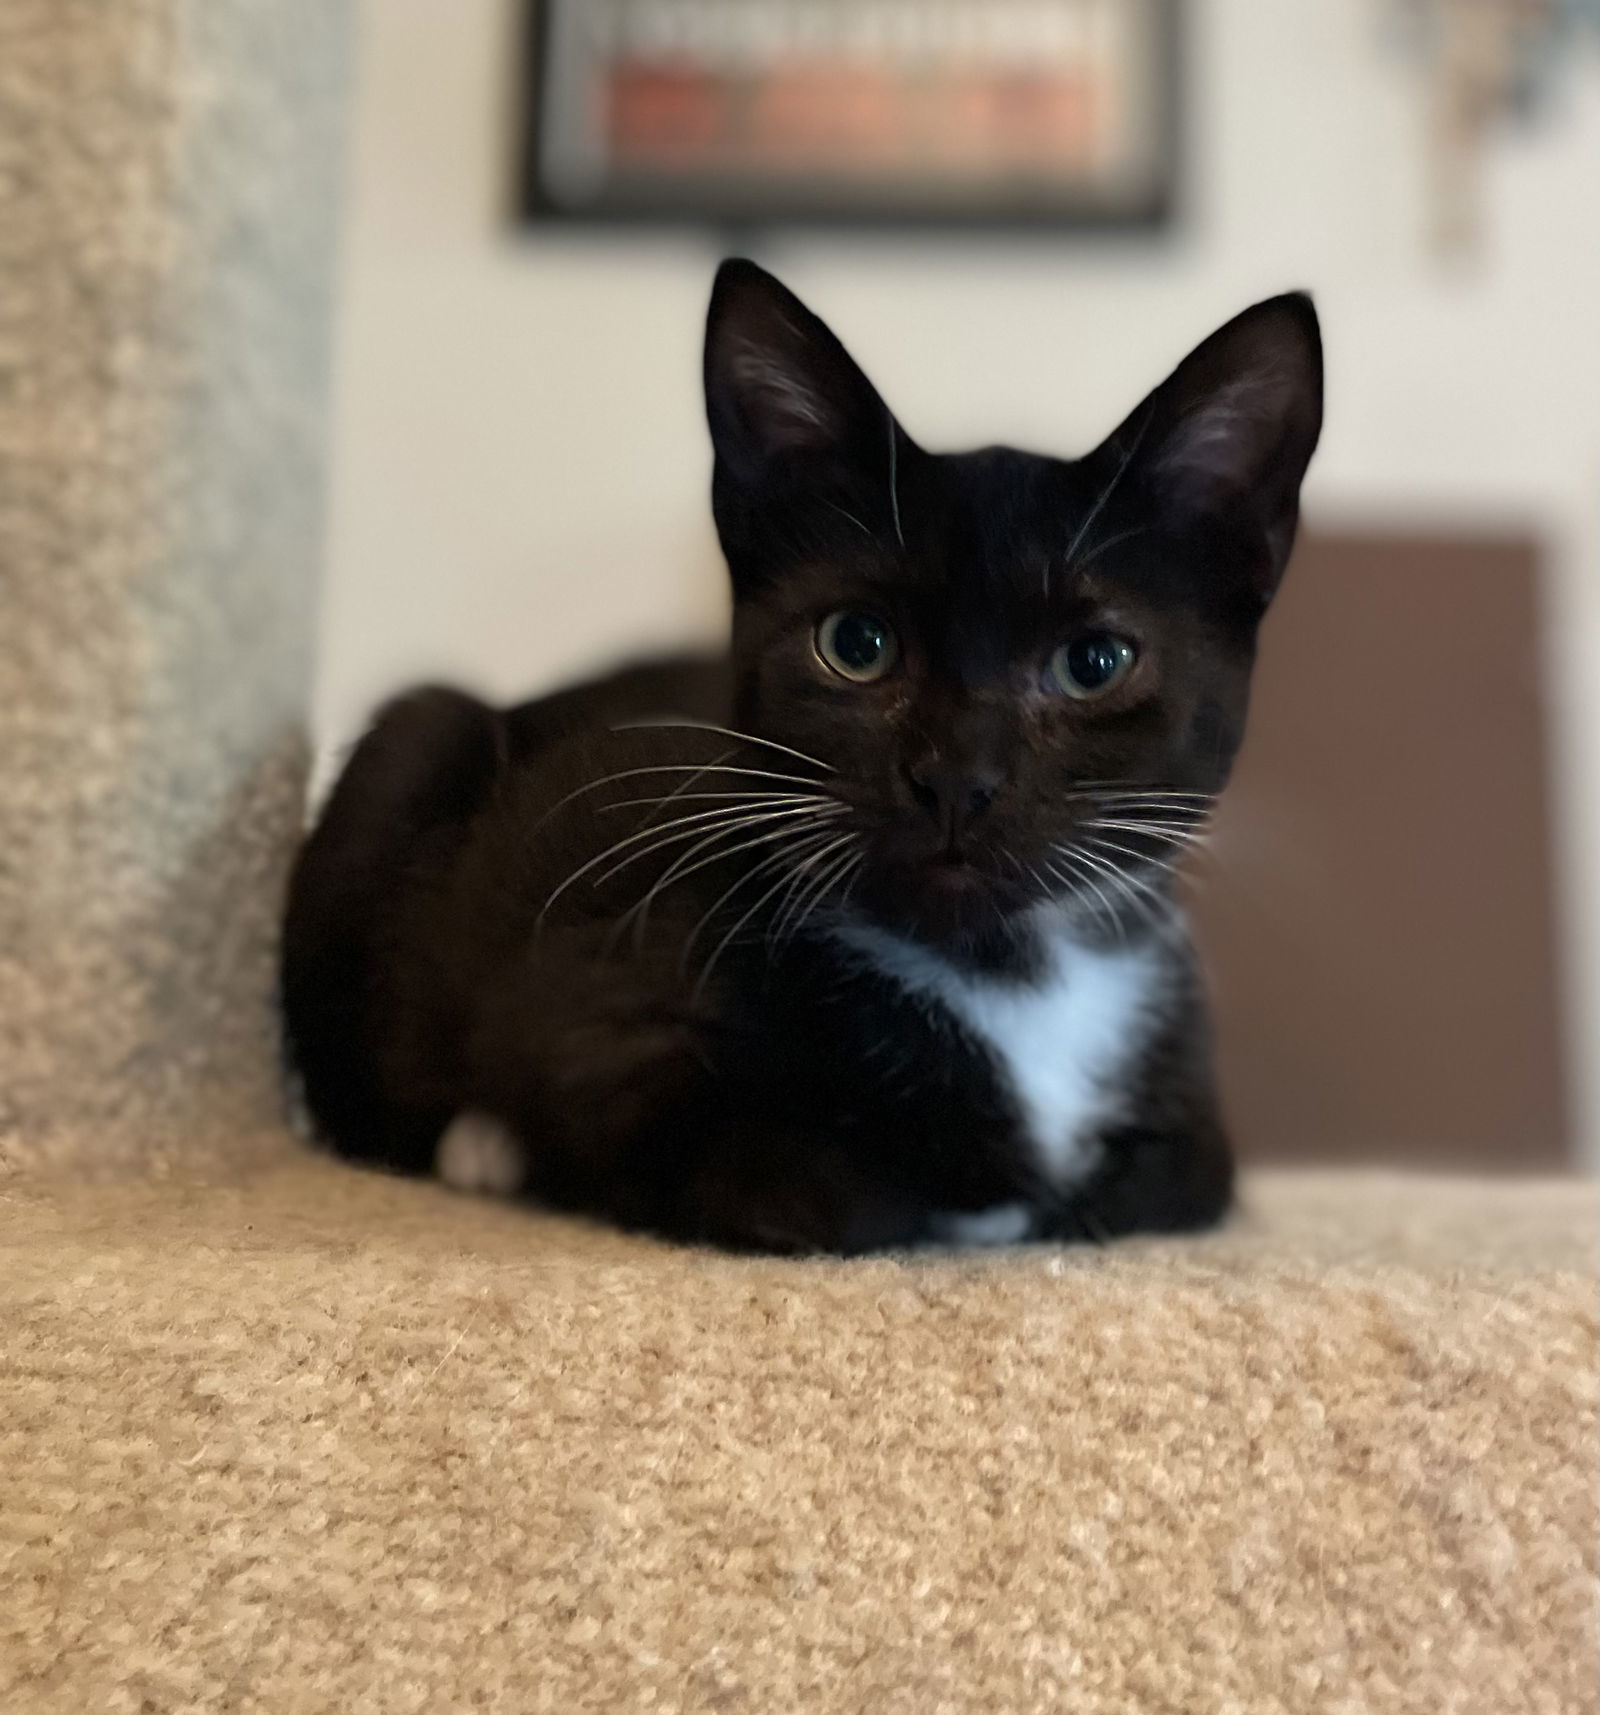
517;0;1180;230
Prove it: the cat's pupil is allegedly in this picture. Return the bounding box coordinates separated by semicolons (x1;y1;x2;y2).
831;613;886;672
1067;636;1123;689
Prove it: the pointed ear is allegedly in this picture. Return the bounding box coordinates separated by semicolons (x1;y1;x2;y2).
1112;294;1323;596
704;259;894;484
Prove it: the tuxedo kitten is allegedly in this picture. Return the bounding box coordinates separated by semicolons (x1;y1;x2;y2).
282;260;1322;1254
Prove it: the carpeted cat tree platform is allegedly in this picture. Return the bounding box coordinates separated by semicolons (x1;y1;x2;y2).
1;7;1595;1712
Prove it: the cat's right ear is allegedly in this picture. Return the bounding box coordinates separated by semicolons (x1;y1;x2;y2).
704;259;893;485
1103;293;1324;600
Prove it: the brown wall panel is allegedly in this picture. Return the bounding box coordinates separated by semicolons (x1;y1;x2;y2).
1191;532;1569;1169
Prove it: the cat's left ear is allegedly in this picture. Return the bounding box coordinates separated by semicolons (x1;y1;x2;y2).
704;258;899;485
1111;294;1323;598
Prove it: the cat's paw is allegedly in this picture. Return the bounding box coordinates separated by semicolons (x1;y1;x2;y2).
927;1203;1035;1247
435;1111;527;1197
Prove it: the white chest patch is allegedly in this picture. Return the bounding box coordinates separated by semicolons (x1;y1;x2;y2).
833;914;1163;1189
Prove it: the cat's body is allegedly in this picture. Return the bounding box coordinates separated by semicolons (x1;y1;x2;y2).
282;262;1321;1253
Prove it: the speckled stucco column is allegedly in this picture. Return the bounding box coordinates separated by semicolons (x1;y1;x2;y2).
0;2;351;1174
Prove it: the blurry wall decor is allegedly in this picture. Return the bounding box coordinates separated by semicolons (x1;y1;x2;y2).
323;0;1600;1170
1383;0;1600;256
521;0;1176;224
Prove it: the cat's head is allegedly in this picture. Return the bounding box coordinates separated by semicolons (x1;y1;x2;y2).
703;260;1322;956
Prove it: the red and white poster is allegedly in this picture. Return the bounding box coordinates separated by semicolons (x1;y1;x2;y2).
522;0;1176;224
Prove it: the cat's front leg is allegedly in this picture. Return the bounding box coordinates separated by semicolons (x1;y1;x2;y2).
1047;1120;1235;1243
674;1123;936;1256
432;1102;925;1254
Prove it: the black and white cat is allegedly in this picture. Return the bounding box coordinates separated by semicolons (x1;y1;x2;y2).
281;260;1322;1254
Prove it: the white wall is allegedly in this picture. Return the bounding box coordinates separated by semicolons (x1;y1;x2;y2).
318;0;1600;1153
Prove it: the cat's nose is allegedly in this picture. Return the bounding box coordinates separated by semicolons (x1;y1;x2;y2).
905;759;1001;834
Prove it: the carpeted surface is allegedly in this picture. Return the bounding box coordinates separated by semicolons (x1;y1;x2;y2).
0;0;348;1176
3;1156;1595;1714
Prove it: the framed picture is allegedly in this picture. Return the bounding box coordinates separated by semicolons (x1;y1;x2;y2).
519;0;1179;227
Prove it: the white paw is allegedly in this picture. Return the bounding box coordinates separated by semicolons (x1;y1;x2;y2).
929;1203;1034;1247
435;1111;526;1197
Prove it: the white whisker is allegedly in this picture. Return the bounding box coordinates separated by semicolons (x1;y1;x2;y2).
612;818;843;957
767;829;857;946
778;838;855;938
887;411;905;549
1076;799;1214;812
540;800;838;923
599;789;839;813
1083;834;1183;879
1063;785;1214;808
1043;855;1123;941
610;721;833;775
694;833;857;1002
680;825;845;971
530;761;829;836
1065;842;1173;937
1065;778;1213;795
1074;524;1154;575
840;850;867;905
1083;818;1209;852
786;840;865;945
622;817;843;955
631;747;738;831
1074;847;1180;940
1078;801;1213;824
824;499;872;538
1059;402;1155;576
589;802;844;898
766;845;831;947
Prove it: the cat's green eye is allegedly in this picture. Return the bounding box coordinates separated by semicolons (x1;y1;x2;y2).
816;610;899;684
1048;633;1138;700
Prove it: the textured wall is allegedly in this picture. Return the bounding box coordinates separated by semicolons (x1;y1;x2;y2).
0;1;351;1174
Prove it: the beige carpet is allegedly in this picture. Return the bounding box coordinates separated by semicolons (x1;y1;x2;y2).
3;1156;1595;1714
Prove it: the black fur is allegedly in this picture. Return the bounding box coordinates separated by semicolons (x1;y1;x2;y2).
282;261;1321;1254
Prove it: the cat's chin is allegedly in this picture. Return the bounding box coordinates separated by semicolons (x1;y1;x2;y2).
851;861;1030;956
